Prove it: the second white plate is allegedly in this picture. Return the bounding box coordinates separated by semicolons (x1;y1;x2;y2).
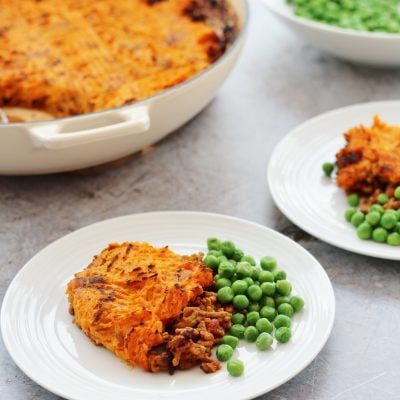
268;100;400;260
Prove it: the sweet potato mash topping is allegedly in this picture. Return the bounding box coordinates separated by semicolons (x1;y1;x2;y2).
0;0;237;118
66;242;231;372
336;116;400;197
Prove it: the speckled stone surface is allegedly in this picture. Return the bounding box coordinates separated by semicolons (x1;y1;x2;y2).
1;1;400;399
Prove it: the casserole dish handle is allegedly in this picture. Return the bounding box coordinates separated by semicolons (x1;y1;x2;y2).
27;107;150;150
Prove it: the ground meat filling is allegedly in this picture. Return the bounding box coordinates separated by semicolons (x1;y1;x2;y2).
148;291;232;373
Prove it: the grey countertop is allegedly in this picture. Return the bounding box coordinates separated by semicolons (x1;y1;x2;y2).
1;1;400;399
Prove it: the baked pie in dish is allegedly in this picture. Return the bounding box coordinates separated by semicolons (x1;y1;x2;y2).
0;0;238;120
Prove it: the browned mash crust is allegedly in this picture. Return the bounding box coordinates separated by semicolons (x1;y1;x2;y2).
336;115;400;197
0;0;237;118
66;242;231;373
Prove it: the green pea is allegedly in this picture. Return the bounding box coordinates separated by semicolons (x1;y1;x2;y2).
215;278;232;290
351;211;365;227
231;313;246;325
345;207;357;222
218;261;236;279
274;314;291;329
381;212;397;230
229;259;237;267
230;324;245;338
372;227;388;243
260;305;277;321
277;302;294;317
347;193;360;207
207;237;222;251
275;280;292;296
232;248;244;261
260;282;276;296
217;286;234;304
249;269;258;282
322;162;334;177
241;255;256;266
243;277;254;286
216;344;234;362
275;327;291;343
395;186;400;200
290;295;305;312
273;270;287;281
387;232;400;246
377;193;389;205
204;254;219;270
365;211;381;227
256;332;273;350
386;209;398;219
260;256;277;271
258;270;274;283
231;279;248;295
221;240;236;258
217;255;228;265
248;302;261;312
260;296;275;308
222;335;239;349
246;311;260;326
247;284;263;301
395;222;400;234
214;274;220;281
244;326;259;342
356;222;372;240
275;296;291;306
227;359;244;377
236;262;253;278
207;250;222;257
369;204;384;214
232;294;249;309
255;318;273;334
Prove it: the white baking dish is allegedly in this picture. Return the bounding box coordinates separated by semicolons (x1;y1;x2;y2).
0;0;247;175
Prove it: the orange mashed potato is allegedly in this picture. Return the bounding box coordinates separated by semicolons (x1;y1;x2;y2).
336;116;400;197
66;242;214;372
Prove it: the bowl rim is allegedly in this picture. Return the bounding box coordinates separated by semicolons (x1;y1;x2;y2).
1;0;249;127
262;0;400;41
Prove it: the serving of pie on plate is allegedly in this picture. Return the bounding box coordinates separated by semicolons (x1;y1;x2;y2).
0;0;238;121
67;241;232;374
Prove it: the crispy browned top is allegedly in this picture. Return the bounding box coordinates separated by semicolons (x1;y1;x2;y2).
0;0;237;119
66;242;213;371
336;115;400;196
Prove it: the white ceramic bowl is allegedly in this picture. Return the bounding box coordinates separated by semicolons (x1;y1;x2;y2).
262;0;400;67
0;0;247;175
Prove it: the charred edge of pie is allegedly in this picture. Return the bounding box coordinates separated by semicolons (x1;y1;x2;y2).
183;0;239;62
148;0;239;62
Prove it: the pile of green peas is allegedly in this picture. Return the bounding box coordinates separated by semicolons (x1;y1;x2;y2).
345;190;400;245
203;237;305;377
322;162;400;245
287;0;400;34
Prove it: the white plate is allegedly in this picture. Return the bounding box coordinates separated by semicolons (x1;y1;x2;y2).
1;212;334;400
268;100;400;260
